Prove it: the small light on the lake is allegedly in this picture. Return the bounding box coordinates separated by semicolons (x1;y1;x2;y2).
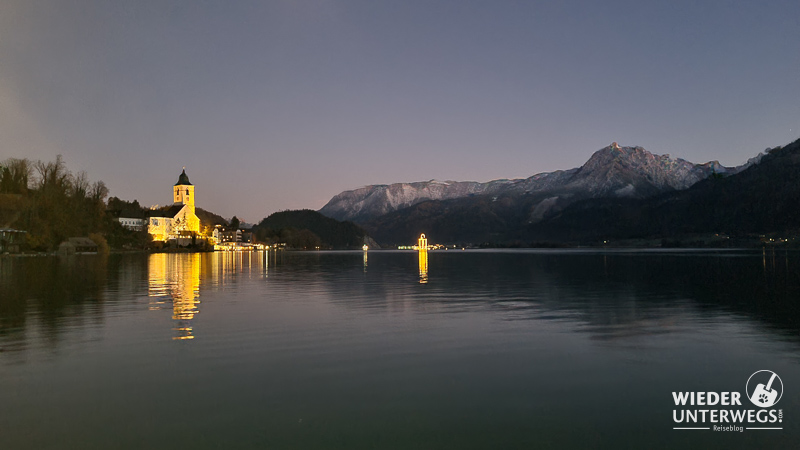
362;244;368;251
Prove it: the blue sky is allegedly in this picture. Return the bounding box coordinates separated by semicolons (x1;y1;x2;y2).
1;0;798;221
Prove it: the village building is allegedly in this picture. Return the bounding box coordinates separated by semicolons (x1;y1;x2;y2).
118;217;146;231
111;208;146;231
213;226;244;244
58;237;99;255
0;228;26;253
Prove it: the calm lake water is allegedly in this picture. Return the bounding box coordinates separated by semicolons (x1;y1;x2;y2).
1;249;799;449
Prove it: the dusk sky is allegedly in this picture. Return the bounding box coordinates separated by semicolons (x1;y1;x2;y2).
1;0;798;222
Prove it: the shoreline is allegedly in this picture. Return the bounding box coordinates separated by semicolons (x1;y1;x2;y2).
3;245;794;258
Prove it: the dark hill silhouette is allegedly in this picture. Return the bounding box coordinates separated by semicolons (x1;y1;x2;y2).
254;209;372;249
196;208;228;229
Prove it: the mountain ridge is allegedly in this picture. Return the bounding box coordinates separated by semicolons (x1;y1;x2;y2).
320;142;756;224
528;138;800;242
356;139;796;245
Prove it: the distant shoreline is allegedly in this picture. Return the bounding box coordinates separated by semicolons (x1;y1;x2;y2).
4;245;794;258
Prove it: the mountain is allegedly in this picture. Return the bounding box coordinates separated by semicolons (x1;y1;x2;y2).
319;179;517;223
252;209;377;249
364;194;532;245
554;143;728;196
361;138;797;246
528;138;800;243
320;143;747;224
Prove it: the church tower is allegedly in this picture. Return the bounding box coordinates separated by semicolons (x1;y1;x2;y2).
172;168;200;234
174;168;195;214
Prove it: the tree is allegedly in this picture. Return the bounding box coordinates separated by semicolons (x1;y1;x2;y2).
0;158;32;194
12;155;114;250
293;229;322;249
90;181;108;203
71;171;90;199
34;155;69;193
230;216;240;230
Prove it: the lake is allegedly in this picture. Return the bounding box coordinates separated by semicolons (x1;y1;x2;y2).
1;249;798;449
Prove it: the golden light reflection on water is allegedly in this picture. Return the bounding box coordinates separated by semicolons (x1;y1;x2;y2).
148;251;271;341
419;249;428;284
148;253;201;340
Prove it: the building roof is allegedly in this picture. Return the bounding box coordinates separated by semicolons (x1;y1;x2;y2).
175;168;192;186
148;204;186;218
60;237;98;248
0;228;27;233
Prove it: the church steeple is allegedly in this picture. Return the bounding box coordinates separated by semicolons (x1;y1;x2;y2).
175;167;192;186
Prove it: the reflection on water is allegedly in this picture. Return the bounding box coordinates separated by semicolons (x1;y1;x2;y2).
2;249;800;449
363;248;368;272
148;253;201;340
3;249;800;350
0;255;111;357
147;251;272;340
418;249;428;284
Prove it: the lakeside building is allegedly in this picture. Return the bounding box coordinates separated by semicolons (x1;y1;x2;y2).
0;228;26;253
212;224;259;251
58;237;99;255
212;225;254;244
148;169;201;242
118;217;146;231
213;226;241;244
106;199;147;231
111;207;146;231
